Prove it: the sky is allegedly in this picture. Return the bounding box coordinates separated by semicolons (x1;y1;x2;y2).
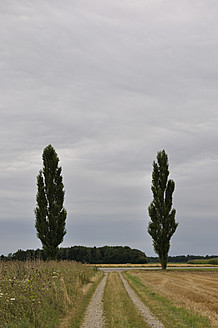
0;0;217;257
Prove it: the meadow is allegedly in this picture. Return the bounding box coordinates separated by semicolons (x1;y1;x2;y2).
0;260;102;328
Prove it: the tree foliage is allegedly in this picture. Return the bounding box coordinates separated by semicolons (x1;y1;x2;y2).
57;246;147;264
8;246;147;264
4;250;218;264
148;150;178;269
35;145;67;260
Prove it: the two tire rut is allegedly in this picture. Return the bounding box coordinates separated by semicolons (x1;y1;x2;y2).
81;271;164;328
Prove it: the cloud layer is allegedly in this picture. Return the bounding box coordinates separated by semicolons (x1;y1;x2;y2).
0;0;217;256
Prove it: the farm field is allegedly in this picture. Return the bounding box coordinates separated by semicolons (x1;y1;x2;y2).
124;270;218;328
1;261;218;327
187;258;218;265
93;263;218;268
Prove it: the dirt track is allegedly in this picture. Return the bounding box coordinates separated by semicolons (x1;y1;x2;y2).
81;273;108;328
80;271;164;328
119;272;164;328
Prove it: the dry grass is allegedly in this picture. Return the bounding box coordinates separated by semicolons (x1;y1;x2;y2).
60;271;103;328
103;272;149;328
129;270;218;327
0;260;100;328
81;274;99;295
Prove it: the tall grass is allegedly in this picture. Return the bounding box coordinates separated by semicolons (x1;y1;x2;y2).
0;260;100;328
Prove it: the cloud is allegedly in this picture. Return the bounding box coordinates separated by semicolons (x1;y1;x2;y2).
0;0;217;256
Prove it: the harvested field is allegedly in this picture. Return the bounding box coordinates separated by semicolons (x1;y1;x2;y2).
127;270;218;327
92;263;218;269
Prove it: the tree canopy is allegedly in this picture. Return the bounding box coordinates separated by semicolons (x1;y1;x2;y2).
148;150;178;269
35;145;67;260
6;246;147;264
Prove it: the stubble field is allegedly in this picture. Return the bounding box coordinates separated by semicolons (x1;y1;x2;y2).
124;270;218;328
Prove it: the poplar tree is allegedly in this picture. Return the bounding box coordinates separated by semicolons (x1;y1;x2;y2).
148;150;178;269
35;145;67;260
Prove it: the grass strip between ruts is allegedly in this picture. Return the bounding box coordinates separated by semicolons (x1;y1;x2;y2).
123;272;211;328
103;272;150;328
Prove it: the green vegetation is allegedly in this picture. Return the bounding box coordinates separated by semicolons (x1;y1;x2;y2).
58;246;147;264
148;255;218;263
5;246;147;264
0;260;101;327
103;272;149;328
35;145;67;260
123;272;211;328
187;258;218;265
148;150;178;270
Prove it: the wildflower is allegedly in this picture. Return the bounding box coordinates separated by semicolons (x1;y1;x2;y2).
10;298;15;301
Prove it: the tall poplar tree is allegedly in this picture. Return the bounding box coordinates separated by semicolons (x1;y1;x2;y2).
35;145;67;260
148;150;178;269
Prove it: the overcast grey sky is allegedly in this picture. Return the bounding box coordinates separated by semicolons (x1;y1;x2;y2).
0;0;217;257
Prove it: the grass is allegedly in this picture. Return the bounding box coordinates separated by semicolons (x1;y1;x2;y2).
2;261;217;328
65;271;104;328
0;260;102;328
187;258;218;265
103;272;149;328
123;270;217;328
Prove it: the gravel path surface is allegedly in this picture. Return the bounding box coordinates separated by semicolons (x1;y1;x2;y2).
119;273;165;328
80;273;108;328
80;271;164;328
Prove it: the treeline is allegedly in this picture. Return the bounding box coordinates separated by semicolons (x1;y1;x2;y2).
2;248;217;264
1;246;148;264
148;255;218;263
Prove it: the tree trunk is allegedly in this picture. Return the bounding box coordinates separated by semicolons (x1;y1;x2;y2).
160;256;168;270
161;261;167;270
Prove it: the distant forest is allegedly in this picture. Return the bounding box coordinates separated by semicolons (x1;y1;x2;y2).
1;247;217;264
1;246;147;264
148;254;218;263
